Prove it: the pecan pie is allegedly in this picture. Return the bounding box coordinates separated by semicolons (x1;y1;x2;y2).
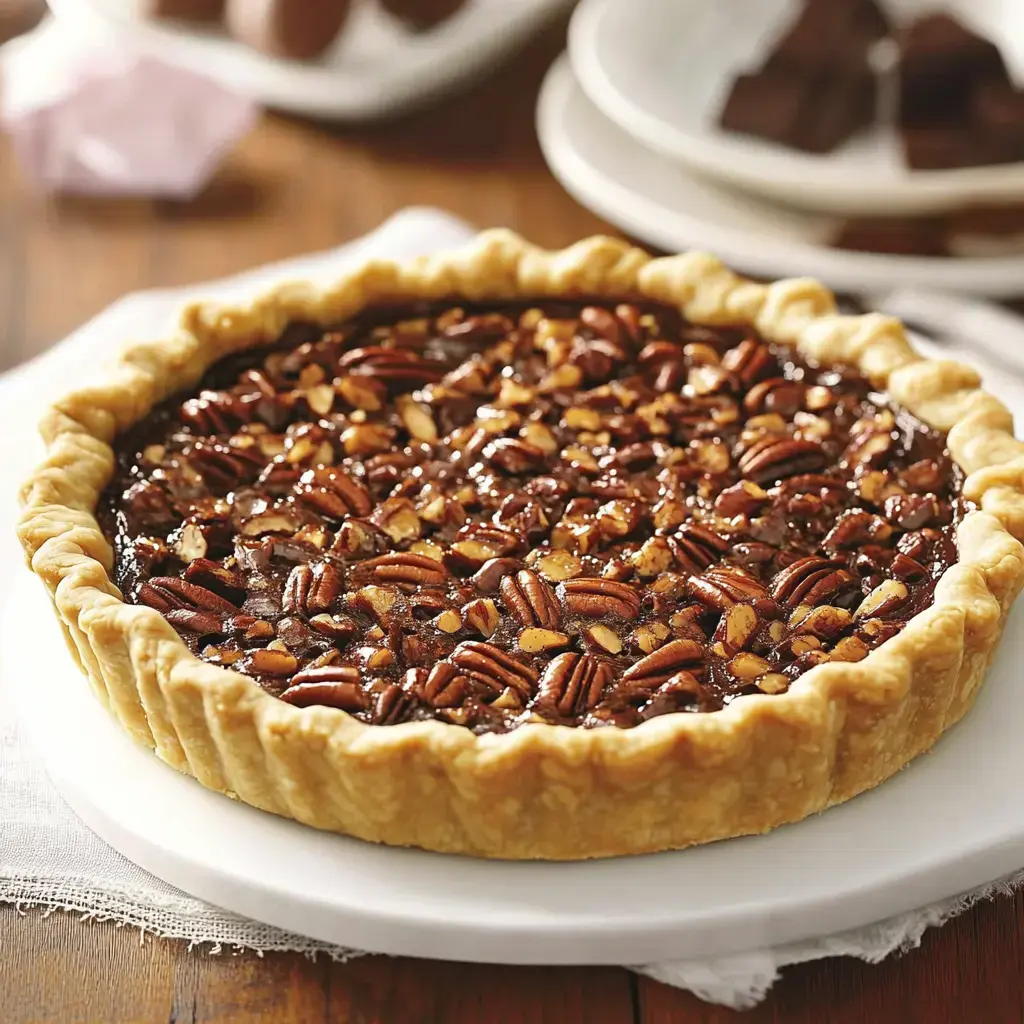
18;233;1024;859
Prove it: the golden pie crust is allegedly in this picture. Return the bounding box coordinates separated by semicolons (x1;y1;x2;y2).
17;232;1024;859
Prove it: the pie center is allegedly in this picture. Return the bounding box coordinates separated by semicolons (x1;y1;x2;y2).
100;299;965;733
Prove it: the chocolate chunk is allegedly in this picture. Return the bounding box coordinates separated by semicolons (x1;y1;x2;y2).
719;0;882;154
971;78;1024;165
901;125;984;171
898;13;1011;128
947;203;1024;257
762;0;890;77
948;202;1024;238
225;0;351;61
718;72;807;148
831;217;950;258
800;73;876;153
719;69;874;154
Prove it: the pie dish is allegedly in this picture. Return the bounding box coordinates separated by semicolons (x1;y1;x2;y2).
17;231;1024;859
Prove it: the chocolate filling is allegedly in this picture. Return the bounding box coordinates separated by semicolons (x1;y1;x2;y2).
99;300;966;733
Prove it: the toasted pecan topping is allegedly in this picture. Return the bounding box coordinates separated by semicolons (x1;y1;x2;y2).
103;299;965;732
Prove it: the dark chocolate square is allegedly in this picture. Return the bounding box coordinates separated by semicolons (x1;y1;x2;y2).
831;216;950;257
718;67;875;154
799;73;876;153
763;0;890;77
971;78;1024;165
718;72;807;148
901;125;984;170
898;13;1011;127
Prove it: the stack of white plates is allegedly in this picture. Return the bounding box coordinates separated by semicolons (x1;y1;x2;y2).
539;0;1024;296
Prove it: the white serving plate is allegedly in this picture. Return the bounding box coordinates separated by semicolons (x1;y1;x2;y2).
44;0;571;120
6;238;1024;964
568;0;1024;216
8;516;1024;965
537;55;1024;298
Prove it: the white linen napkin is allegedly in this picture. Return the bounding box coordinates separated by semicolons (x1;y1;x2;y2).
4;207;1023;1010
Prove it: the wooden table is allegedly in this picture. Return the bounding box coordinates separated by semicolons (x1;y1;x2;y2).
2;20;1023;1024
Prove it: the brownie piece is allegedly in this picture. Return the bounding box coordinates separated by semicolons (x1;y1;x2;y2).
719;68;875;154
763;0;891;77
718;72;807;147
898;13;1011;127
801;73;876;153
971;78;1024;165
901;125;985;170
831;217;950;257
948;202;1024;238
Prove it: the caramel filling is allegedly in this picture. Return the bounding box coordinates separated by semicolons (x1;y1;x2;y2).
101;301;965;732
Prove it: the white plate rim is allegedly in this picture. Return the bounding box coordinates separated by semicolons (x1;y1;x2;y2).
568;0;1024;216
5;317;1024;964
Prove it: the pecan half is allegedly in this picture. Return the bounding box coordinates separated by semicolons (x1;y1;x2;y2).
296;466;371;519
182;558;246;602
138;577;239;614
374;684;413;725
447;641;539;698
738;438;827;484
768;557;856;609
417;663;471;708
721;339;774;383
535;653;613;716
500;570;561;628
668;523;729;575
283;562;344;615
165;609;225;635
559;578;642;620
622;639;704;689
482;438;548;474
339;346;446;391
362;552;449;586
280;679;369;713
687;566;768;611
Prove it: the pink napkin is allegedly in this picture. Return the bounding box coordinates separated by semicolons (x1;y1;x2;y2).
2;26;258;198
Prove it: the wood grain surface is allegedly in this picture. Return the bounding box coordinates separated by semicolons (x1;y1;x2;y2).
2;17;1023;1024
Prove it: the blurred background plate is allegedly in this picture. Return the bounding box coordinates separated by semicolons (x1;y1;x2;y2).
44;0;573;120
537;55;1024;297
568;0;1024;216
